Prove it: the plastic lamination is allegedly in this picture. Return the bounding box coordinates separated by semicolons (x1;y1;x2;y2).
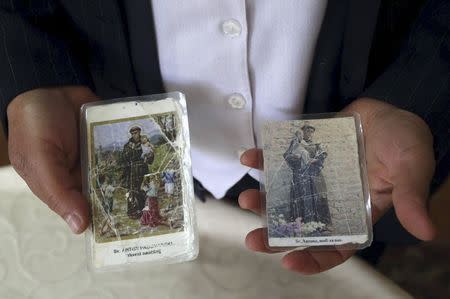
80;92;198;271
261;113;372;251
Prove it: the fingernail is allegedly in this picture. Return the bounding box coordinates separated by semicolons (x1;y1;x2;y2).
65;213;82;234
244;235;256;250
238;194;245;207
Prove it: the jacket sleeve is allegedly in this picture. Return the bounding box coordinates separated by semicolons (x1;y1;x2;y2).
0;0;92;132
361;0;450;191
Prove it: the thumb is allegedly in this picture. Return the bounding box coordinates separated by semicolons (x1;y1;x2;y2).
11;142;90;234
7;86;97;234
390;137;436;241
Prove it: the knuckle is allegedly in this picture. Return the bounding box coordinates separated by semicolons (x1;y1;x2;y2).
398;110;433;142
45;193;63;214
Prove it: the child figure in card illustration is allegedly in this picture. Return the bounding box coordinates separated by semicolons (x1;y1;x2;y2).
140;175;167;228
162;170;176;196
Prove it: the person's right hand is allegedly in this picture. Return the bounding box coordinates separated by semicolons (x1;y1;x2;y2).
7;86;99;233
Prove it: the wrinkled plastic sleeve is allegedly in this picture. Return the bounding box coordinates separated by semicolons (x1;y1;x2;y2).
80;92;198;271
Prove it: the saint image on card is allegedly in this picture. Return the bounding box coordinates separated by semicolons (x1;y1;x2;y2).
262;116;370;247
89;112;184;243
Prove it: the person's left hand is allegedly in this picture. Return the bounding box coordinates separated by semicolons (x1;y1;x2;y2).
239;97;436;274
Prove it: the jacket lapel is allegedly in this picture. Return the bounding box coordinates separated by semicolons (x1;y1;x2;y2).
67;0;140;97
119;0;165;95
304;0;349;113
304;0;380;112
339;0;381;103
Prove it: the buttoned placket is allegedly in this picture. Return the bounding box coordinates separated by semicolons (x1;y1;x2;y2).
221;3;256;161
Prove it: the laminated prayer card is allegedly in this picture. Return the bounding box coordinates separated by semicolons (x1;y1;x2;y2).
261;114;372;250
80;92;198;271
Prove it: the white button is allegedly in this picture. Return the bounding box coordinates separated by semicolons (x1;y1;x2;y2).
228;93;246;109
237;147;248;159
222;19;242;37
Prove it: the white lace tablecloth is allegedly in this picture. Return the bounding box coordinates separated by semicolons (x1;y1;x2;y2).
0;166;412;299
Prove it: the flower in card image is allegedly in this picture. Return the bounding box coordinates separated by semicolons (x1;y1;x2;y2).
278;214;287;225
293;217;303;236
300;221;326;235
295;217;302;229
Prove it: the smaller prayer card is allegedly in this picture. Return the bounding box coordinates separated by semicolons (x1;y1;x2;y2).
262;114;372;250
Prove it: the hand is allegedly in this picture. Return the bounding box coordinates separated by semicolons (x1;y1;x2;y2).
239;98;436;274
7;86;99;233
